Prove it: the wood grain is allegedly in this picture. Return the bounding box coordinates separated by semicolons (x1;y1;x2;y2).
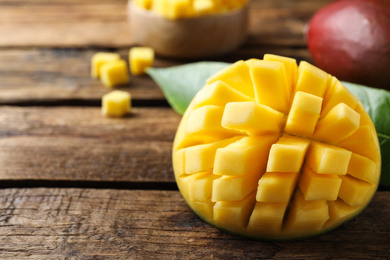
0;47;313;105
0;48;169;104
0;188;388;259
0;0;333;48
0;106;180;182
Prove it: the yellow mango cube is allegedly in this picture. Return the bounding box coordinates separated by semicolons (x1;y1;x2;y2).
347;153;377;184
266;138;310;172
134;0;153;9
184;136;240;174
355;103;373;126
193;80;252;108
283;189;329;234
338;175;374;207
91;52;120;78
101;90;131;117
193;0;216;15
314;103;360;144
212;173;260;202
337;125;380;163
152;0;193;19
256;172;299;203
221;101;285;135
295;61;328;97
100;60;130;88
247;202;288;236
213;135;277;176
306;142;352;175
190;200;214;221
129;47;154;75
263;54;297;92
277;134;311;147
186;105;237;137
321;77;359;118
324;199;361;229
207;60;255;98
169;0;194;19
173;148;185;176
213;193;256;231
249;60;290;114
188;172;220;202
299;167;342;201
177;173;198;197
285;91;323;137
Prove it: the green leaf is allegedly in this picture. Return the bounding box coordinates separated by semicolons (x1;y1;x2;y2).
147;62;390;187
146;62;230;115
342;82;390;187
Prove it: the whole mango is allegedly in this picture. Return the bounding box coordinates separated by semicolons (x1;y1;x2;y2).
307;0;390;90
172;54;381;240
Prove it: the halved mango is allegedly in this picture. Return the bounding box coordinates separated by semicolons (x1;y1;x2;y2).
172;54;381;240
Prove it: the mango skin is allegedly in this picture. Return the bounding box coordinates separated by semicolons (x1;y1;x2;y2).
307;0;390;90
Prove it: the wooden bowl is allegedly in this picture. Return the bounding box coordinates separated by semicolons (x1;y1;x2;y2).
127;1;249;59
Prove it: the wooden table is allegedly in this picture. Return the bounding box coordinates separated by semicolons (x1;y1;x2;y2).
0;0;389;258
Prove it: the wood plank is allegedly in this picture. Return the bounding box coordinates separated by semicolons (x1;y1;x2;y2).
0;47;312;104
247;0;334;46
0;188;388;259
0;48;168;104
0;0;333;48
0;0;133;48
0;106;180;182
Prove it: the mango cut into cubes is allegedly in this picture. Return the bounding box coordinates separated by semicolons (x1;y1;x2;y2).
306;142;351;175
172;54;381;241
285;91;322;136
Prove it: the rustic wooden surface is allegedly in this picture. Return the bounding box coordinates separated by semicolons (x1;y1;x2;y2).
0;0;388;259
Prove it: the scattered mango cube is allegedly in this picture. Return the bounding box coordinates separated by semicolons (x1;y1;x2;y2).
100;60;130;88
129;47;155;75
91;52;120;78
102;90;131;117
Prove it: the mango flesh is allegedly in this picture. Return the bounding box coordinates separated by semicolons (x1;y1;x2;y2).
172;54;381;240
